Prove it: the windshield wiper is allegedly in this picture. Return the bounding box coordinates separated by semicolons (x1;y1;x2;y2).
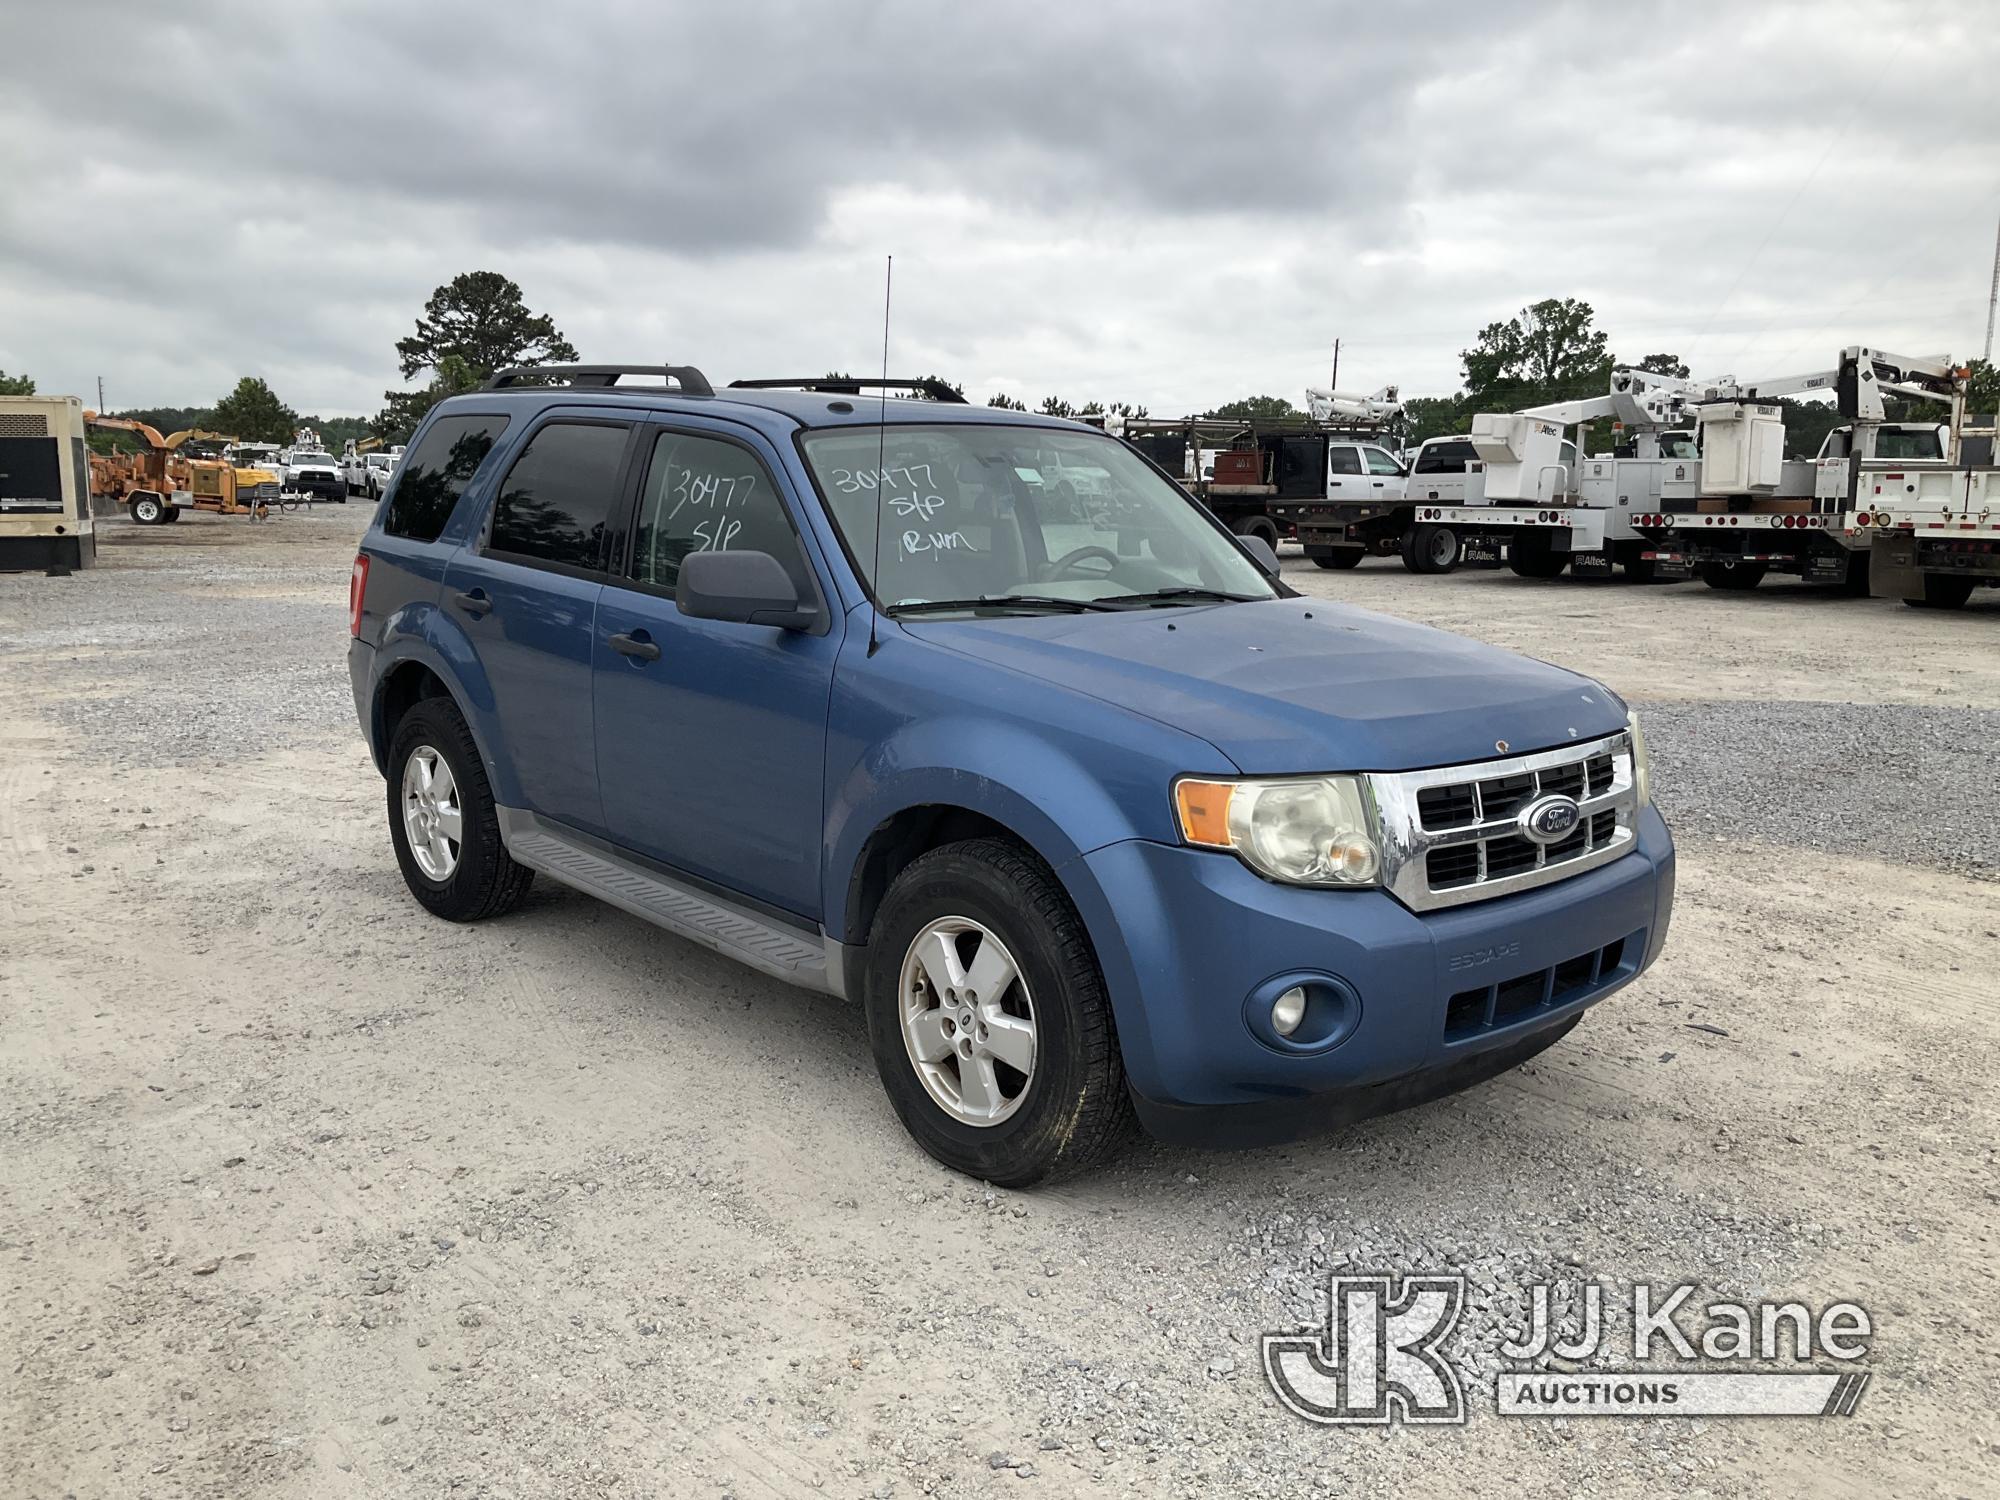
1095;586;1267;607
887;593;1128;616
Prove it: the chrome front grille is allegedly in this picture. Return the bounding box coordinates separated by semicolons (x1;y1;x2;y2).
1370;730;1639;912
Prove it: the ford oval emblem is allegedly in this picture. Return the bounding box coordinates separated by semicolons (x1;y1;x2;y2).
1518;794;1581;845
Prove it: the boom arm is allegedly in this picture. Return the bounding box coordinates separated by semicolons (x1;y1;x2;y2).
1693;347;1963;422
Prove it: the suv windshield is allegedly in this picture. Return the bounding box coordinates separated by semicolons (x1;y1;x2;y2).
800;424;1276;610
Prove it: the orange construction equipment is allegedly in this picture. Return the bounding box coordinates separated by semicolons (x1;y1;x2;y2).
83;411;281;524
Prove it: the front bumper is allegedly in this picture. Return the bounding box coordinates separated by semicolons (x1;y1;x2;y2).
294;472;344;499
1073;806;1674;1146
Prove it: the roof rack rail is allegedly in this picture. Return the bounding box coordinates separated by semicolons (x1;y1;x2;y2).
727;377;968;405
483;364;714;397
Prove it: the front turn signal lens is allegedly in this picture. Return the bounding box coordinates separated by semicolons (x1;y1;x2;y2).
1174;779;1236;848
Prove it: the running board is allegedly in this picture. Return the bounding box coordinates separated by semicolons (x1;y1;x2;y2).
496;808;835;994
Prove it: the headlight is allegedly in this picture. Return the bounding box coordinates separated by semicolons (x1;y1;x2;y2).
1173;775;1381;887
1627;713;1651;807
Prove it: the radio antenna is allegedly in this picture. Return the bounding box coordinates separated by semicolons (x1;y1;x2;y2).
868;254;893;655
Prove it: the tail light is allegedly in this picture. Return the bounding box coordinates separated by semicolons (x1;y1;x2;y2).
349;553;370;637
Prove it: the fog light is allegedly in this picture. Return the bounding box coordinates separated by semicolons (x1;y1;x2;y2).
1271;986;1308;1037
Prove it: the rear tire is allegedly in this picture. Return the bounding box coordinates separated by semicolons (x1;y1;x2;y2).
863;838;1132;1187
1400;523;1460;575
129;493;166;525
386;697;535;923
1232;515;1281;550
1700;557;1766;591
1507;533;1569;578
1311;548;1363;570
1904;574;1975;610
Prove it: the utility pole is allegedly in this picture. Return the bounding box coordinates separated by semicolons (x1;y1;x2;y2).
1329;338;1340;389
97;376;105;412
1985;211;1999;364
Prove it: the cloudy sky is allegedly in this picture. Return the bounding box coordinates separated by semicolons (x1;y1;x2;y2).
5;1;1996;420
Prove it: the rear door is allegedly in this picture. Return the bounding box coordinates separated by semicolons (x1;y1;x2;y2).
441;413;641;836
358;411;514;640
592;421;839;920
1325;443;1365;498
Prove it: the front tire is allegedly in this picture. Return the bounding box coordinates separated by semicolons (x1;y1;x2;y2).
129;493;166;525
864;838;1132;1187
386;698;534;922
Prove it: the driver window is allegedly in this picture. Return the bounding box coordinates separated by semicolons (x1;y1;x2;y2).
631;431;804;593
1363;447;1404;476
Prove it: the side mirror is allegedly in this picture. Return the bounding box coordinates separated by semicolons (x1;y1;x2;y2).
676;549;818;631
1238;534;1281;578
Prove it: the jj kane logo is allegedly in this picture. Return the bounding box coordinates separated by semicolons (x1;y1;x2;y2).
1264;1275;1872;1425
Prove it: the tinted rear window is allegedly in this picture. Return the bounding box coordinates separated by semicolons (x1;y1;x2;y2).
486;421;631;570
1415;441;1476;474
384;413;511;542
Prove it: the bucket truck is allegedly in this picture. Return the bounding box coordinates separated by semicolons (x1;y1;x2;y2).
1631;347;1966;592
1861;409;1999;609
1294;367;1696;577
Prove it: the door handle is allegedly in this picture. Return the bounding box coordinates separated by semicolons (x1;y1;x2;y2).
609;630;661;662
452;588;491;618
1372;481;1385;487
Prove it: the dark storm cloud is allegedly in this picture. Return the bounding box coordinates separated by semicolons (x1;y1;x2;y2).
2;0;1994;416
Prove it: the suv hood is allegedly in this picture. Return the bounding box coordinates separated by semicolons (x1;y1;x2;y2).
902;597;1626;774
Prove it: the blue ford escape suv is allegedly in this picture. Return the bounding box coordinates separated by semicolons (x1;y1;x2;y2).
348;365;1674;1186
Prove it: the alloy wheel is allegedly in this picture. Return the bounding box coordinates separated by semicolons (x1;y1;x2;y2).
898;916;1038;1126
401;745;464;881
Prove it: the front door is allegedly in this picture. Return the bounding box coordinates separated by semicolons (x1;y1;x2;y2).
593;424;840;920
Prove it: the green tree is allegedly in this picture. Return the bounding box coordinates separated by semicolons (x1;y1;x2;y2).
395;270;578;382
1966;359;2000;417
1401;396;1465;446
211;377;300;443
1462;298;1611;402
376;355;481;444
379;271;578;439
987;393;1027;410
1203;395;1298;422
0;369;35;396
1634;353;1691;379
1037;395;1076;418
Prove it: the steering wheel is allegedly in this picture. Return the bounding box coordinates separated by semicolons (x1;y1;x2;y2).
1046;545;1121;579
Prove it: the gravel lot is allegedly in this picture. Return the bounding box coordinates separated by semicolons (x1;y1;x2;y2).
4;510;1996;1499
